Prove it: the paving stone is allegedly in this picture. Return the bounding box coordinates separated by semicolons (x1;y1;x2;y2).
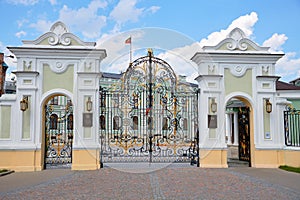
0;166;299;200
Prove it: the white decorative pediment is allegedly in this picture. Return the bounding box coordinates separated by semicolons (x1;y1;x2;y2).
22;21;96;47
203;28;269;52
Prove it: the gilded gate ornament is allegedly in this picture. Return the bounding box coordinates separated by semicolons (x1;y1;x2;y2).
45;96;73;168
100;50;199;165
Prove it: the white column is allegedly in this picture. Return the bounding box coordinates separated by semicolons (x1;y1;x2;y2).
225;113;232;144
233;112;239;145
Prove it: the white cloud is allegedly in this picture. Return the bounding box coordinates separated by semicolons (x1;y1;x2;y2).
199;12;258;47
48;0;56;5
17;19;29;28
227;11;258;37
263;33;288;53
29;20;53;33
110;0;144;25
157;50;199;83
275;52;300;81
151;12;259;82
259;28;299;82
58;0;107;38
157;43;201;75
15;30;27;38
97;27;200;83
147;6;160;14
0;43;16;66
109;0;159;32
0;42;17;81
6;73;16;81
97;11;299;83
100;12;259;82
195;11;300;82
6;0;38;5
97;29;146;72
27;0;159;41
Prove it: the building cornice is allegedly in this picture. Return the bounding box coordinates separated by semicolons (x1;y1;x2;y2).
194;74;223;81
7;47;107;60
256;75;281;80
12;71;39;76
191;52;284;65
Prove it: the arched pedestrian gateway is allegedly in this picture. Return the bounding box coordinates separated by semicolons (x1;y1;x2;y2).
43;94;73;168
225;96;254;167
1;22;300;171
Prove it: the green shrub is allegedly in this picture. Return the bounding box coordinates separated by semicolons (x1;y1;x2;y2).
0;169;8;173
279;165;300;173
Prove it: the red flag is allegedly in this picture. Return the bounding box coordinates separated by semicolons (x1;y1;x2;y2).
146;107;151;116
125;37;131;44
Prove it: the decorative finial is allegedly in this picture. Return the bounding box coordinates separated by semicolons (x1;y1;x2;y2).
147;48;153;57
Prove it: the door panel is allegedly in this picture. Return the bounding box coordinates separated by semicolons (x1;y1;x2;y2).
238;107;250;163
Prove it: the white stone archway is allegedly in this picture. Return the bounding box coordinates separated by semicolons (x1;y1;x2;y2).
192;28;283;168
224;93;255;167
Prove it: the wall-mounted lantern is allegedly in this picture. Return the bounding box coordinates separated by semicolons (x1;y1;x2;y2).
20;96;28;111
266;99;272;113
86;97;93;112
211;98;217;113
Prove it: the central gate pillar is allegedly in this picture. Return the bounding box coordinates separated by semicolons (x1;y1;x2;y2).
72;60;105;170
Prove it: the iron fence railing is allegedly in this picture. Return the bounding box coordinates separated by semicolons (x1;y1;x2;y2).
284;109;300;147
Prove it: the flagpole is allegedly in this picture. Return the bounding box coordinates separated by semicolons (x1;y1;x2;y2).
125;36;132;64
130;35;132;63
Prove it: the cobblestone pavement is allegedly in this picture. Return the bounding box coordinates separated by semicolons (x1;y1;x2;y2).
0;165;300;200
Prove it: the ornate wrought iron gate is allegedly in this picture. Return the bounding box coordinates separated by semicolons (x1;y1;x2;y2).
100;50;199;166
44;96;73;168
238;107;250;164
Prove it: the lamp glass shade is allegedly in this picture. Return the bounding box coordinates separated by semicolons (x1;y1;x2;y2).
20;99;28;111
266;100;272;113
86;98;93;112
211;102;217;113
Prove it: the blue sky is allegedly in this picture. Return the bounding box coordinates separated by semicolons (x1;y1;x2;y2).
1;0;300;82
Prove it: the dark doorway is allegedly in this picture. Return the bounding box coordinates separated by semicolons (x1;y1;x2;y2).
238;107;251;166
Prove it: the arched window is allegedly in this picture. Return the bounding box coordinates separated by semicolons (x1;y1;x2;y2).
183;118;188;131
67;114;73;130
100;94;106;107
162;117;168;130
100;115;106;130
50;114;58;130
50;96;58;105
133;116;138;130
133;94;139;109
113;116;120;130
148;117;153;130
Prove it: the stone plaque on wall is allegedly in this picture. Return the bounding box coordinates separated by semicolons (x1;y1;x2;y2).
208;115;217;128
83;113;93;127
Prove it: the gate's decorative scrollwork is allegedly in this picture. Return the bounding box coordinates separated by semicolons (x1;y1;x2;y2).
100;49;199;166
45;96;73;168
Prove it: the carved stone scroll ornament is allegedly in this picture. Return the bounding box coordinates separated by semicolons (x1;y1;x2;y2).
47;32;72;46
226;37;249;51
229;65;252;77
22;21;96;47
203;28;270;52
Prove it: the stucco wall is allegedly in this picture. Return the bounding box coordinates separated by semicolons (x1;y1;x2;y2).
0;105;11;139
43;64;74;94
224;69;252;96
